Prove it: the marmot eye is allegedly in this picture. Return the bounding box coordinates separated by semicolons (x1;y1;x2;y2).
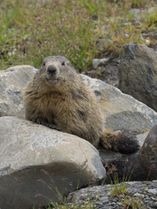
43;62;46;66
61;61;65;66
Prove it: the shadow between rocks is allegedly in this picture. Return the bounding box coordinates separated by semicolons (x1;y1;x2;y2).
100;125;157;183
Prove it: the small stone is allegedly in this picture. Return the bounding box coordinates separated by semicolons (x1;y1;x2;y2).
148;189;157;195
92;58;109;69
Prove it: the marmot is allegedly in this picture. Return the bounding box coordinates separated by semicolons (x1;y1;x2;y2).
24;56;139;154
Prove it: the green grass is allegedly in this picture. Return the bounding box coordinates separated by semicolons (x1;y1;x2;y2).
110;174;128;197
0;0;156;71
145;8;157;28
110;179;145;209
111;182;127;197
122;196;146;209
0;0;102;71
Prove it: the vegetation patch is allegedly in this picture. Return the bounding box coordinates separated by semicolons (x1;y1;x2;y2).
122;196;146;209
0;0;156;71
111;182;127;197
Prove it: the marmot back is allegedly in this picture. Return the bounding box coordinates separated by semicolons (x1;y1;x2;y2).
24;56;139;154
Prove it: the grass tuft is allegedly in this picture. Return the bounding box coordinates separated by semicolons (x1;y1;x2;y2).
111;182;127;197
122;196;146;209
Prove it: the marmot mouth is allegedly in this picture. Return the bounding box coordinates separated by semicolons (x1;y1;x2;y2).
46;77;59;84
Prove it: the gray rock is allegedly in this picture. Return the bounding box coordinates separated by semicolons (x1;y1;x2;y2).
136;131;149;147
81;74;157;134
0;116;106;209
0;65;37;117
68;181;157;209
118;44;157;112
85;58;119;87
148;188;157;195
140;125;157;179
92;58;109;69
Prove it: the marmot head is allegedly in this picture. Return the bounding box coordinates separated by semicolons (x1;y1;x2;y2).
38;56;77;87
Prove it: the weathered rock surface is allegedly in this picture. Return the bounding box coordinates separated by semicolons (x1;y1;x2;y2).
140;125;157;180
0;65;37;117
85;56;119;87
68;181;157;209
0;116;106;209
81;74;157;134
118;44;157;111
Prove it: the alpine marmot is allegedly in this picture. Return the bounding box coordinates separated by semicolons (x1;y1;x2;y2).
24;56;139;154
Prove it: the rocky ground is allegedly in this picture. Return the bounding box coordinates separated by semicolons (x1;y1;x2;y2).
68;181;157;209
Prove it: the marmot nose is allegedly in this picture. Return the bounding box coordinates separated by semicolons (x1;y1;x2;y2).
47;65;57;75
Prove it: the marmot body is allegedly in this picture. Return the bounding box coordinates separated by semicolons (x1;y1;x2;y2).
24;56;139;154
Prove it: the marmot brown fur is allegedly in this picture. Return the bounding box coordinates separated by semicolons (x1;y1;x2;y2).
24;56;139;154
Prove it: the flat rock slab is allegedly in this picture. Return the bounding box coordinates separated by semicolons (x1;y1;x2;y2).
0;116;106;209
68;181;157;209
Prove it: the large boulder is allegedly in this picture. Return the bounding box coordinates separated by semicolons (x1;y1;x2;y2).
0;116;106;209
81;74;157;135
118;44;157;111
0;65;37;117
68;180;157;209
